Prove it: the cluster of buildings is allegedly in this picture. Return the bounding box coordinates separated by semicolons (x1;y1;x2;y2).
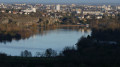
0;8;36;15
0;3;37;15
41;4;120;20
0;3;120;19
74;5;120;20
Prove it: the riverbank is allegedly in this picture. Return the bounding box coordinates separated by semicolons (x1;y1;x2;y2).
58;24;89;27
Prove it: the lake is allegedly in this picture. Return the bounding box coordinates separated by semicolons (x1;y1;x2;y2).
0;27;91;56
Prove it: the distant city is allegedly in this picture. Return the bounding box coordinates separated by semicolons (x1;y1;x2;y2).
0;3;120;20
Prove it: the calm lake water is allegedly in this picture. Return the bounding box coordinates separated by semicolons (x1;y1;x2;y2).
0;27;91;56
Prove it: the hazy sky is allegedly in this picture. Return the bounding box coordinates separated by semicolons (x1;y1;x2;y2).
0;0;120;3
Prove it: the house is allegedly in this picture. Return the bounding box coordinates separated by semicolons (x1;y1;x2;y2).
13;11;18;14
24;12;30;15
19;12;23;14
1;10;5;13
8;11;12;13
96;16;103;19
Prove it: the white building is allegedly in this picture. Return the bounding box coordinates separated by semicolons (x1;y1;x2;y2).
22;8;36;13
32;8;36;12
83;11;103;15
117;6;120;10
76;9;82;14
56;4;60;11
96;16;103;19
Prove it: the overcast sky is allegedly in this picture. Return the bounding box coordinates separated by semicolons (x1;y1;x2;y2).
0;0;120;3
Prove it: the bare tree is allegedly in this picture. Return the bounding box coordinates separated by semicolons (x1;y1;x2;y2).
21;50;32;57
45;48;57;57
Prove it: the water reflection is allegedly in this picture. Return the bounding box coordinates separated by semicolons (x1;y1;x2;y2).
38;27;91;36
0;27;91;56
